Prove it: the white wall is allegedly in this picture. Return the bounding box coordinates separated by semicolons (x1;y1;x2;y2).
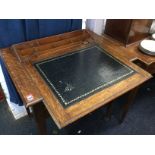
150;20;155;34
86;19;106;35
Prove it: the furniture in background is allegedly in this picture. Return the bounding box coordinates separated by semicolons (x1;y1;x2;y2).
90;19;155;123
104;19;153;45
102;19;155;74
1;29;151;134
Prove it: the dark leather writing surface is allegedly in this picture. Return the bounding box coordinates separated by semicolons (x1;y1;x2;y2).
34;46;136;107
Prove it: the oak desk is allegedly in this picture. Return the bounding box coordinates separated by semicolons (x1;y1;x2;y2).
94;32;155;74
0;30;152;133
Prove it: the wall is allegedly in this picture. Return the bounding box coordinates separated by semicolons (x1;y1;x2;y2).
86;19;155;36
86;19;106;35
149;20;155;34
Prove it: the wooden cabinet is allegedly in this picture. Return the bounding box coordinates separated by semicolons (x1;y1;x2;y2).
104;19;153;45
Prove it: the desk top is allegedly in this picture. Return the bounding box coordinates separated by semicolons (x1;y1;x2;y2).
34;45;135;108
0;29;152;128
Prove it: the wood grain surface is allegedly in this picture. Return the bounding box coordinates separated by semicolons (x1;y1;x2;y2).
0;29;152;129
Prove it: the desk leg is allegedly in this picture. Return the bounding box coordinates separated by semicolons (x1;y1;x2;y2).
26;107;32;117
33;102;47;135
120;86;139;123
105;102;113;120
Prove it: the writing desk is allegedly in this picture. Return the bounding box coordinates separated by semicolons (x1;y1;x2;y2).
92;31;155;74
0;30;152;133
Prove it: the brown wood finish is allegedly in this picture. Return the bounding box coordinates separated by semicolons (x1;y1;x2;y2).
128;20;153;44
104;19;153;45
1;49;43;107
27;39;94;63
89;30;155;123
0;29;152;130
12;30;89;62
120;86;140;123
88;30;155;74
105;19;132;44
33;101;49;134
12;30;86;50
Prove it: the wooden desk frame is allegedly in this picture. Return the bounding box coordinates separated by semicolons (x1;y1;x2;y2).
0;30;152;132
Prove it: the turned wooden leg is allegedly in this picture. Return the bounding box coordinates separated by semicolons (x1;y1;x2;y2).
120;86;139;123
32;102;47;135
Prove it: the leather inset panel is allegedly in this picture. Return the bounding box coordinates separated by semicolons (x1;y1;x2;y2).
34;45;136;107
